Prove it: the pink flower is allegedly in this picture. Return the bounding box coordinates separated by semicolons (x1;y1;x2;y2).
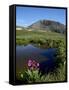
28;62;31;67
28;60;32;63
28;60;32;67
27;59;40;70
32;60;36;67
37;63;39;67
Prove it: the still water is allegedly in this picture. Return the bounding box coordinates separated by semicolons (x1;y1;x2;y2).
16;44;56;73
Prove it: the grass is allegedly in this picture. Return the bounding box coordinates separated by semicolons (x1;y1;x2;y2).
16;29;66;83
16;63;66;83
16;30;65;48
16;30;65;40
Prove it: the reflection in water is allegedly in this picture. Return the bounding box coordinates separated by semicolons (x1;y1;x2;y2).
16;44;56;73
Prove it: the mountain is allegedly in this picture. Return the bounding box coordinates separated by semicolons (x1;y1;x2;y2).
28;20;66;34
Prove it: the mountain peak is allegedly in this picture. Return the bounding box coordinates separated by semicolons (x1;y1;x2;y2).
28;19;65;33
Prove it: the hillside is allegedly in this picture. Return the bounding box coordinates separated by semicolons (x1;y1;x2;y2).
28;20;66;34
16;20;66;34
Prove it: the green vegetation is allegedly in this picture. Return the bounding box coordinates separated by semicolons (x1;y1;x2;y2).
16;29;66;83
16;30;65;48
16;64;66;83
16;30;65;40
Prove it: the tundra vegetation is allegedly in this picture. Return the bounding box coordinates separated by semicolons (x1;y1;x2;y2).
16;29;66;83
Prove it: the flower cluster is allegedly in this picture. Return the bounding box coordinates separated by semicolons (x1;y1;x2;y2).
27;59;39;70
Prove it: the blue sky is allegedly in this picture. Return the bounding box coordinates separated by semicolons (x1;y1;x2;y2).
16;6;66;27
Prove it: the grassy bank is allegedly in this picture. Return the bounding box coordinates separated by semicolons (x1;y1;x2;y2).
16;30;65;48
